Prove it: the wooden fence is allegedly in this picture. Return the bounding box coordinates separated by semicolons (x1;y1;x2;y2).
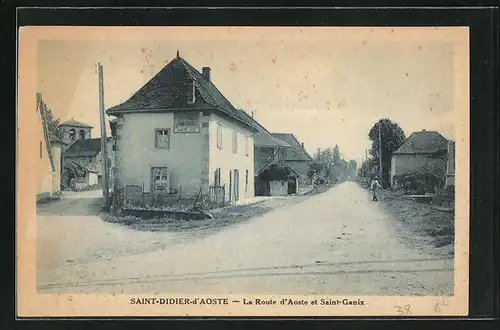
114;184;227;211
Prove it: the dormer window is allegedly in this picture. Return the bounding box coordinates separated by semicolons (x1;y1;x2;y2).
187;78;196;104
69;129;76;141
79;129;86;139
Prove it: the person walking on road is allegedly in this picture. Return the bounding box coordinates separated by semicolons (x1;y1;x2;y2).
370;177;382;201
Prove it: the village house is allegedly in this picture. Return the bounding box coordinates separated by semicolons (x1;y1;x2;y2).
390;129;449;188
36;93;65;201
270;133;314;194
251;131;313;196
62;136;114;188
106;52;255;206
58;119;114;189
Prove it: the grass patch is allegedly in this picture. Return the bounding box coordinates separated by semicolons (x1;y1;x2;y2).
363;184;455;251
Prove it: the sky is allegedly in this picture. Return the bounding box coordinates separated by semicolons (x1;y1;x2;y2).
36;27;458;164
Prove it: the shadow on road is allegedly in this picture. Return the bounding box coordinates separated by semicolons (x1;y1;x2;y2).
38;256;454;292
36;194;103;216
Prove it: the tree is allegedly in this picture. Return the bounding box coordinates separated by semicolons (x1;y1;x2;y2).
45;106;62;139
62;160;90;189
314;145;355;184
307;161;323;179
358;158;375;182
368;119;406;187
348;160;357;178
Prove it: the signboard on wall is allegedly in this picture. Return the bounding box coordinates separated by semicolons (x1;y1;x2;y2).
174;112;200;133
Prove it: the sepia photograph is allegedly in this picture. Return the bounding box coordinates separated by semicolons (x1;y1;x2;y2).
17;25;470;317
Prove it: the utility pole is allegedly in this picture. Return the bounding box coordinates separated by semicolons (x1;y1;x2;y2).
378;120;383;187
98;63;110;209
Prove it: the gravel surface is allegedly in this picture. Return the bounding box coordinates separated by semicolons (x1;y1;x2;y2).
37;182;453;296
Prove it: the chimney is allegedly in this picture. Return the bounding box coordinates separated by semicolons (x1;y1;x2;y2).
301;142;304;149
202;67;211;82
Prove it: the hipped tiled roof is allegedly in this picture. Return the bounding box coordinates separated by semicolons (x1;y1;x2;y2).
393;130;448;154
271;133;313;161
236;110;291;148
64;137;112;157
106;56;253;128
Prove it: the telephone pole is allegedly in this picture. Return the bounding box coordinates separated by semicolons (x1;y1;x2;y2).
98;63;110;209
378;120;383;187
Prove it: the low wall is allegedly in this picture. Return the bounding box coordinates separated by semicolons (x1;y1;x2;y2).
119;207;213;221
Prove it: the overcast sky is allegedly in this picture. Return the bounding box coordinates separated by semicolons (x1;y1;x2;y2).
36;27;457;163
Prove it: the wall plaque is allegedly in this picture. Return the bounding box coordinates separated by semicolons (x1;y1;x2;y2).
174;112;200;133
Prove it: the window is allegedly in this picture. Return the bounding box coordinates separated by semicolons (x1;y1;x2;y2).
39;141;42;159
214;168;221;187
245;169;249;193
245;137;249;156
79;130;86;139
151;167;169;192
232;130;238;153
217;123;223;149
155;129;171;149
69;129;76;141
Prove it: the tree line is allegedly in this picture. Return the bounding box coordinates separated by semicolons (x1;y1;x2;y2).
308;144;358;184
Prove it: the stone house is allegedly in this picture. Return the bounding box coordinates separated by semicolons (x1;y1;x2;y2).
62;136;114;188
251;131;313;196
59;119;114;189
390;129;449;187
270;133;314;193
36;93;65;201
106;53;255;205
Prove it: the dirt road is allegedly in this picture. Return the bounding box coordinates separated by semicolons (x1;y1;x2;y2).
37;182;453;296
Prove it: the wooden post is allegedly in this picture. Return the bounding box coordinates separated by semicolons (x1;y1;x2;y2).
98;63;110;209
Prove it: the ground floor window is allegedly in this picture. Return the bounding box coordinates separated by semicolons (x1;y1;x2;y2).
151;167;169;192
245;169;249;193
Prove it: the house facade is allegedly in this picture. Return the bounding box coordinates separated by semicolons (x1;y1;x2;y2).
270;133;314;194
235;110;294;196
36;93;65;201
62;136;114;188
106;54;255;205
390;130;449;187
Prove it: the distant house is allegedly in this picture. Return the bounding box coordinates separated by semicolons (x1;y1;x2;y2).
62;137;114;188
252;132;313;196
390;129;449;187
36;93;65;201
271;133;314;191
106;53;255;205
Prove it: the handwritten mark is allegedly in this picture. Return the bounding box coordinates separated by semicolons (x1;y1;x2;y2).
395;304;411;315
434;299;449;313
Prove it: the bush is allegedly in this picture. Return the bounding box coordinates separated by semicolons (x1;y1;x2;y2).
393;172;444;195
432;185;455;207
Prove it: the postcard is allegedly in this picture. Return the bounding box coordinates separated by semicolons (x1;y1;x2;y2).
17;25;469;317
